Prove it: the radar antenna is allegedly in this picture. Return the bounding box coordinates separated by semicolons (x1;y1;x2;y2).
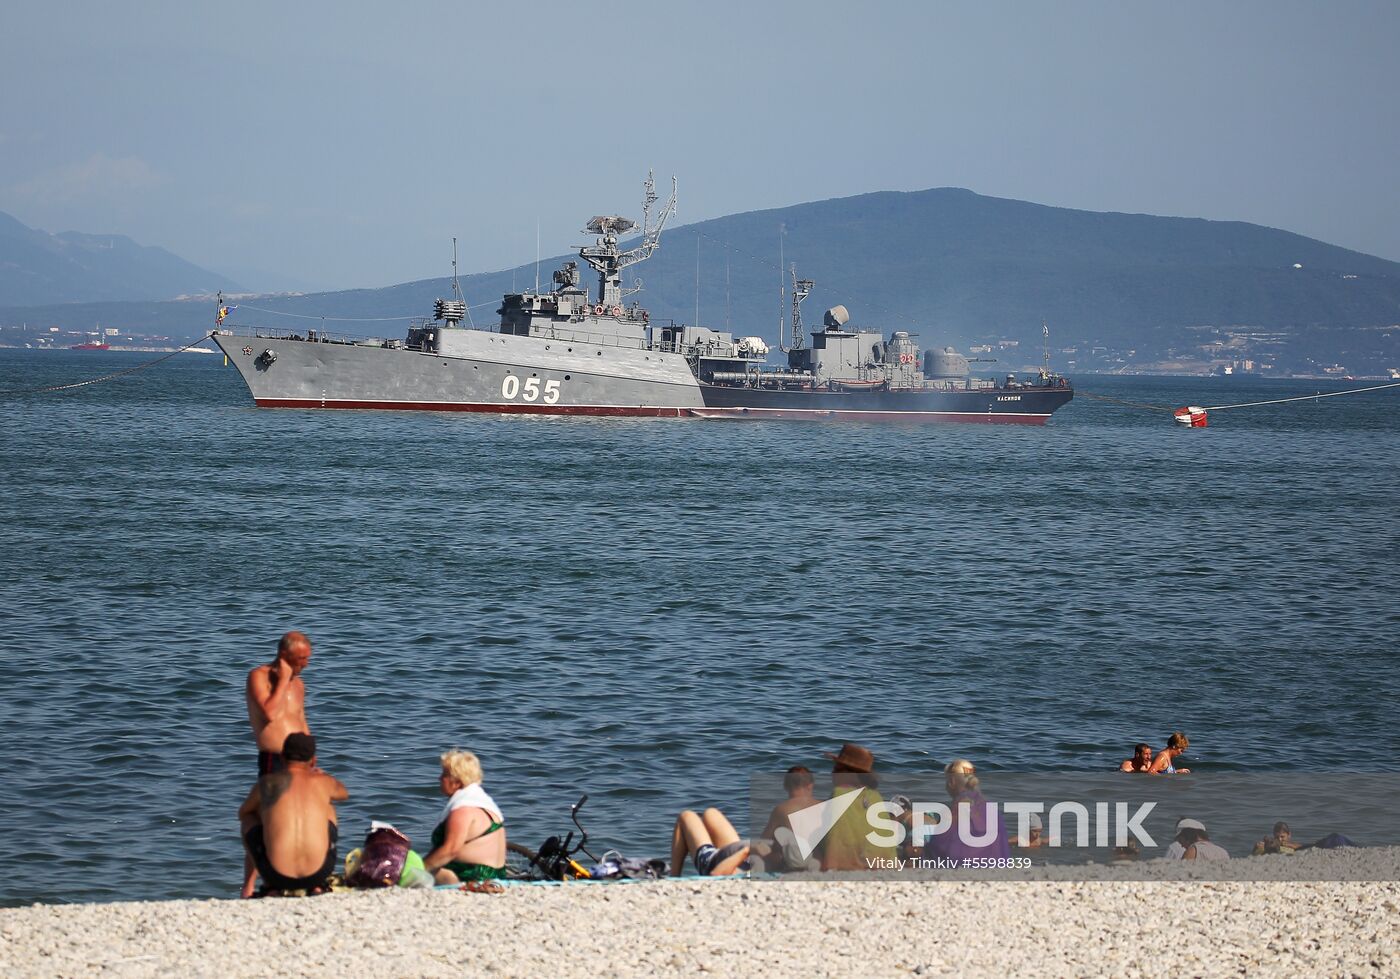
578;171;677;307
432;237;470;327
789;265;813;351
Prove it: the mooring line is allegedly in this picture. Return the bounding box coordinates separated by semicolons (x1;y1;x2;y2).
1203;380;1400;411
0;334;216;395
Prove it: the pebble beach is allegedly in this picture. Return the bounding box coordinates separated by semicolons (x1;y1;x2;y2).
4;849;1396;978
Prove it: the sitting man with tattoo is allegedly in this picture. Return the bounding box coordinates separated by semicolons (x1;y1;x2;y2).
238;733;348;897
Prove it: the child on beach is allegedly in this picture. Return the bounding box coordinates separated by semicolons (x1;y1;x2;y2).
1253;821;1303;855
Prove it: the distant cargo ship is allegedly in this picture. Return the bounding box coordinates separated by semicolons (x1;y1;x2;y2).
213;176;1073;424
70;342;110;351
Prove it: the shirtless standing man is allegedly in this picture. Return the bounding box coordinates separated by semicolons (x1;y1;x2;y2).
247;631;313;775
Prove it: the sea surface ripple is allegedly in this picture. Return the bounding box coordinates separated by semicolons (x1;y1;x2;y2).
1;349;1397;905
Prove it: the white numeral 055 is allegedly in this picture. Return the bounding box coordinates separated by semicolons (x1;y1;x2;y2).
501;376;561;404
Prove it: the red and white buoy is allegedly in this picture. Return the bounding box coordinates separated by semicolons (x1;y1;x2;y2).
1173;405;1209;427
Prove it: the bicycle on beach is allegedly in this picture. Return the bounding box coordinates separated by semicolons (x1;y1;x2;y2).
506;793;598;881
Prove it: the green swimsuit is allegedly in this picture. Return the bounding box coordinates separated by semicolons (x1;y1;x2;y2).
431;819;506;880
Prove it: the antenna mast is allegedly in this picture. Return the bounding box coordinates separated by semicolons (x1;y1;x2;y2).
578;170;677;307
451;238;463;302
777;228;785;350
790;266;812;351
1041;320;1050;380
433;239;468;328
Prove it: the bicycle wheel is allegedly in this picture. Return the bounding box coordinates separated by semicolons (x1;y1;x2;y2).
505;841;541;880
507;841;539;863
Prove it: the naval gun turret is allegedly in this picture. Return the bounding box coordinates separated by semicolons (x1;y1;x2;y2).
924;346;971;378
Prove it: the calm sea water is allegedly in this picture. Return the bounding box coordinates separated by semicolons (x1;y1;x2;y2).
1;348;1397;906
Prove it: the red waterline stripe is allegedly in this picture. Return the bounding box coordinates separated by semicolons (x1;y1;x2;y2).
689;407;1051;424
256;398;689;417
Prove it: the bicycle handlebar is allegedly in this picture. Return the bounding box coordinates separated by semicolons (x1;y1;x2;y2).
570;794;594;861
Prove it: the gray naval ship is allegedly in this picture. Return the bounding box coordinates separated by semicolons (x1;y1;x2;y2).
212;175;1073;423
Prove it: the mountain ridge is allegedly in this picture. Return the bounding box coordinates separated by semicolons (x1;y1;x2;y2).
3;188;1397;372
0;210;242;305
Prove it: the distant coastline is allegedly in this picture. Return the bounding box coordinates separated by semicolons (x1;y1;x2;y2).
0;343;216;354
2;344;1385;377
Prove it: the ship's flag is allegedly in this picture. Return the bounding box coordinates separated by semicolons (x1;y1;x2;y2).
216;304;236;324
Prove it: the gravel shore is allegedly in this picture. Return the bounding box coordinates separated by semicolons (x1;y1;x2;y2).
3;853;1397;978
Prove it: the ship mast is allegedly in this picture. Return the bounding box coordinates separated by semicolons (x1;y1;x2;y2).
578;171;677;307
1041;319;1050;380
789;266;812;351
432;238;468;327
777;229;785;350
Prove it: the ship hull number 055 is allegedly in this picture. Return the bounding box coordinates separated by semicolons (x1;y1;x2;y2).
501;375;562;404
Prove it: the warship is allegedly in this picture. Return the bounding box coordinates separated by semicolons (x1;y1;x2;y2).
212;176;1073;423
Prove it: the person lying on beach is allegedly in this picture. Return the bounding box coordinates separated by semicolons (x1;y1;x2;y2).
670;807;751;877
1009;812;1044;848
820;742;899;871
423;749;507;884
238;733;348;898
1252;821;1302;855
752;766;820;872
1119;743;1154;773
246;631;313;776
1163;818;1228;861
1148;732;1191;774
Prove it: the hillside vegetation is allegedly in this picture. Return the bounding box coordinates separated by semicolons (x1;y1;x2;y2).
4;189;1397;373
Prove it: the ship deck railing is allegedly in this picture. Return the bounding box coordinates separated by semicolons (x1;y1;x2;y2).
218;322;690;355
218;322;766;362
216;325;400;347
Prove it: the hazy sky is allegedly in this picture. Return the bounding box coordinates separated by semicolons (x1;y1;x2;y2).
2;1;1396;292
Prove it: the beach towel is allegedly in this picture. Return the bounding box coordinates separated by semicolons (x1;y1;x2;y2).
440;784;503;824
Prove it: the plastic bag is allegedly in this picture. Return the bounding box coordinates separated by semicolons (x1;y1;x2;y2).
347;822;412;888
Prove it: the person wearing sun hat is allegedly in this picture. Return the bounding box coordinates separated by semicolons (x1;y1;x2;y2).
820;742;898;871
1164;817;1230;861
1010;811;1045;849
